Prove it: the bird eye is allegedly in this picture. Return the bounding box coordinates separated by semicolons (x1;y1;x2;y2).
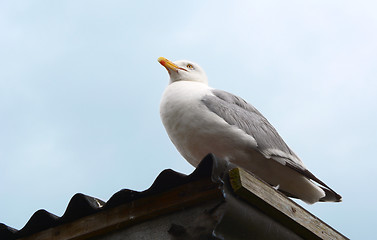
187;64;194;70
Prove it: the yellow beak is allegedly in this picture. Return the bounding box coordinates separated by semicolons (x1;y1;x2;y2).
158;57;187;72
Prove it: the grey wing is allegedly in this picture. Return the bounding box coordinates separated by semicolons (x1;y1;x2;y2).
202;89;341;199
202;89;302;166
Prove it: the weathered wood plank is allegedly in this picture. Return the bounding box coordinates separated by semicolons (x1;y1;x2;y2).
229;167;348;240
19;179;222;240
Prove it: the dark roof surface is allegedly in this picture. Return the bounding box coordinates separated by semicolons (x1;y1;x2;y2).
0;154;348;240
0;154;227;240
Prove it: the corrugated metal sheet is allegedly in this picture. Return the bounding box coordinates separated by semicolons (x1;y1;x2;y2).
0;154;223;240
0;154;348;240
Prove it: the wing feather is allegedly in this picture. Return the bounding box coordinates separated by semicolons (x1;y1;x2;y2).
202;89;300;164
202;89;341;201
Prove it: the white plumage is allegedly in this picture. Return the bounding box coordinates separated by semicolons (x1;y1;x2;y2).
158;57;342;204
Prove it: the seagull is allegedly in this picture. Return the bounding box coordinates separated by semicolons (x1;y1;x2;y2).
158;57;342;204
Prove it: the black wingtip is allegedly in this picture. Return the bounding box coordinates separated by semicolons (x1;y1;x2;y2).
319;187;342;202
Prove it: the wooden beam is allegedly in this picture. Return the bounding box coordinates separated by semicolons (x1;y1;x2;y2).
228;167;348;240
19;179;222;240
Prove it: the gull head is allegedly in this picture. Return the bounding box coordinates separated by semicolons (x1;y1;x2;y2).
158;57;208;85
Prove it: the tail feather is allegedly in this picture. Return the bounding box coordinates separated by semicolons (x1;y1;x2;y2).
284;161;342;203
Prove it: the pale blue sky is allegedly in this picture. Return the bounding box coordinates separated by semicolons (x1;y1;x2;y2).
1;1;376;239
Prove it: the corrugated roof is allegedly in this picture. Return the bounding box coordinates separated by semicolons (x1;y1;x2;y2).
0;154;348;240
0;154;226;240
